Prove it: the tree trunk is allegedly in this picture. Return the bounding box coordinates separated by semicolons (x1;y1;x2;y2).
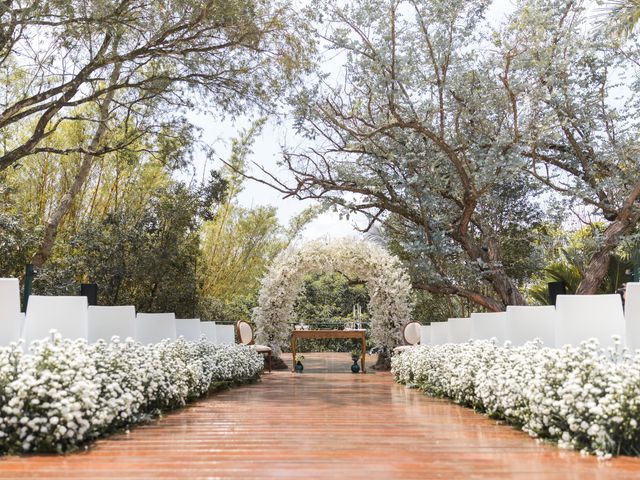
577;213;640;294
453;232;527;309
31;64;121;268
486;268;527;307
413;282;505;312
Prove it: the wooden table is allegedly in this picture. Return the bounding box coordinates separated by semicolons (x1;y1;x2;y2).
290;329;367;373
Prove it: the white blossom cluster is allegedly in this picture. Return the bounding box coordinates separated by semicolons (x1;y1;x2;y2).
392;338;640;458
253;238;413;354
0;334;263;454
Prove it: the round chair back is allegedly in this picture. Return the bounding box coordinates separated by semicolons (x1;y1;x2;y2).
237;321;254;345
403;321;422;345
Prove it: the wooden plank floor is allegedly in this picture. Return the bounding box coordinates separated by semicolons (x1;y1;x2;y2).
1;352;640;479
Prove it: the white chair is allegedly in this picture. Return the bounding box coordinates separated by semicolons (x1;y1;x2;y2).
430;322;449;345
0;278;22;346
447;317;472;344
393;321;422;354
555;294;625;349
24;295;88;344
135;313;176;344
626;283;640;351
88;305;136;343
200;321;217;342
470;312;507;344
420;325;431;345
215;324;235;344
506;305;556;347
176;318;202;342
236;320;272;372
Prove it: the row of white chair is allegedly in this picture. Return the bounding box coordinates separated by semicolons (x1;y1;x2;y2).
0;279;234;346
421;288;640;349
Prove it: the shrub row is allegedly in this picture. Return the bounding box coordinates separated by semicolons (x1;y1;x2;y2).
0;335;264;454
392;339;640;458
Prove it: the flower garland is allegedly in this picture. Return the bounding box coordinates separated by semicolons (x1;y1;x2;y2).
253;238;413;354
392;339;640;458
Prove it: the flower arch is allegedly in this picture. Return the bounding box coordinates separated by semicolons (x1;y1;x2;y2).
253;238;413;355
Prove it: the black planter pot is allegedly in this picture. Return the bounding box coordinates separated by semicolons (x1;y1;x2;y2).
351;358;360;373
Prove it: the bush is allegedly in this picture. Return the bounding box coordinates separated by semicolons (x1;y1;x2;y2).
392;339;640;458
0;335;263;454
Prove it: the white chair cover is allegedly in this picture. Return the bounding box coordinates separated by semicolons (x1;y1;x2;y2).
24;295;88;344
200;321;217;342
0;278;22;346
506;305;556;347
626;283;640;351
447;317;472;344
237;321;253;344
403;322;421;345
88;305;136;343
470;312;507;344
176;318;202;342
135;313;176;344
555;294;625;349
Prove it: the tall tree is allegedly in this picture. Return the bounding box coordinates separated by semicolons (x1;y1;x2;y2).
0;0;311;171
0;0;313;266
501;0;640;293
254;0;538;310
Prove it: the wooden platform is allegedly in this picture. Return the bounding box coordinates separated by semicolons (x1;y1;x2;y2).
1;352;640;479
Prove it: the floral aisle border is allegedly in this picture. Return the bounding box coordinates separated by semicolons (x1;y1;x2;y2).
253;237;413;355
0;336;263;454
392;339;639;458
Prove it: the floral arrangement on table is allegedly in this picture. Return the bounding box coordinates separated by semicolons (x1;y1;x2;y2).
392;338;640;459
350;349;361;361
253;238;413;355
0;334;263;454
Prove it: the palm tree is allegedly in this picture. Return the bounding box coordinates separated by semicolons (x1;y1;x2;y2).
602;1;640;38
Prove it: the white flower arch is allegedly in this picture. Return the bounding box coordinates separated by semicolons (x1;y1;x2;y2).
253;238;414;355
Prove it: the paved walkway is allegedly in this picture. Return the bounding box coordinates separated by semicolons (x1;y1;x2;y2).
1;353;640;479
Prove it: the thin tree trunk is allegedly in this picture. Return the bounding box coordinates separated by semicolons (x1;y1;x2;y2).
577;214;640;294
577;183;640;294
31;63;122;268
454;232;527;309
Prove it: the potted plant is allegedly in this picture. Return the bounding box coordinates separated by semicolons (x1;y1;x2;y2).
350;348;361;373
295;354;305;373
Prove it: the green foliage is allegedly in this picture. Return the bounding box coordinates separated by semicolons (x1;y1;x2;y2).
527;225;635;304
600;1;640;38
290;272;371;352
32;181;210;317
0;211;43;279
196;294;257;324
200;205;283;301
294;272;369;324
0;0;316;171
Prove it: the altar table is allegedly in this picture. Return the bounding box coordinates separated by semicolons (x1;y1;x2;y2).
290;329;366;373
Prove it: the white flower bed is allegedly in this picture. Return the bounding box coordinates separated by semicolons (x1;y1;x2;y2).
0;335;263;454
392;339;640;458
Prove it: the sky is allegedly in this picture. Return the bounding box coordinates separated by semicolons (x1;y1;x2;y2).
189;0;516;241
189;112;358;240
